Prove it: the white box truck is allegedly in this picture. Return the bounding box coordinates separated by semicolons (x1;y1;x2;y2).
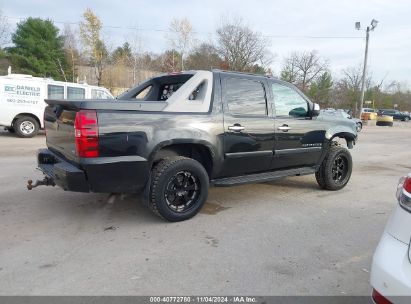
0;73;114;137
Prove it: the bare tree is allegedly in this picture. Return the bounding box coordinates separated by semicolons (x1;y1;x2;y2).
127;31;154;85
340;65;364;92
63;24;80;82
0;9;9;48
216;17;272;72
79;8;108;85
168;18;194;70
332;65;372;111
280;50;328;92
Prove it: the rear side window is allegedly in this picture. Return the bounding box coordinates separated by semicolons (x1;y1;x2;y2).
225;78;267;116
67;86;85;99
47;85;64;99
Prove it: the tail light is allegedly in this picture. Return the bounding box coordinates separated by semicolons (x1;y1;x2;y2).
74;110;99;158
397;175;411;213
372;289;392;304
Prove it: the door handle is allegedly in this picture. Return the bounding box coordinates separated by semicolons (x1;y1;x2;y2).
228;125;245;132
277;125;291;132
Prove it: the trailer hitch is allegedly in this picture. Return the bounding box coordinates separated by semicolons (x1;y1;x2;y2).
27;177;55;190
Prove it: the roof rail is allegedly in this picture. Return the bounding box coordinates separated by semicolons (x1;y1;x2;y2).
212;69;278;79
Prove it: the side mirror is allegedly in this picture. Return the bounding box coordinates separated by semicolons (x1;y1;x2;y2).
311;103;320;117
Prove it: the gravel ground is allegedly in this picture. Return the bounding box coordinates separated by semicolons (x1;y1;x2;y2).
0;122;410;295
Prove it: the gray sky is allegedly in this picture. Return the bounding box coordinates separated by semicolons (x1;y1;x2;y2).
2;0;411;88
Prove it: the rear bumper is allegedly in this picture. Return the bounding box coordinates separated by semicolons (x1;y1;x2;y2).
370;232;411;300
37;149;149;193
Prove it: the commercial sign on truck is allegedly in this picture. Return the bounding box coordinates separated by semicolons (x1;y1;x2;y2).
0;73;114;137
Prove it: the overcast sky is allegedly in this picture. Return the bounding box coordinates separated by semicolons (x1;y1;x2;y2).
2;0;411;88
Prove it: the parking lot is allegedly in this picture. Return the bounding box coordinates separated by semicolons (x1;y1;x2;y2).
0;123;410;295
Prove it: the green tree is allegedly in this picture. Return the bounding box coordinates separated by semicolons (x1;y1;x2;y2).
308;71;333;107
7;18;68;80
111;42;132;64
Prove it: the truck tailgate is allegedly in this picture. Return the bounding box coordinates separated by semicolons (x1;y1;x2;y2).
44;104;78;162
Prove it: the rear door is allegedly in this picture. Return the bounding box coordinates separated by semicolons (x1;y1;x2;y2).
221;74;275;176
269;80;324;169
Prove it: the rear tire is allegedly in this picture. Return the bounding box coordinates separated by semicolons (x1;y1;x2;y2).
315;146;352;191
14;116;39;138
149;156;209;222
356;122;362;132
404;117;410;122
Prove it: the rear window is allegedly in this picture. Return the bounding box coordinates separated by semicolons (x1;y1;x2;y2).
48;85;64;99
67;86;85;99
159;83;184;101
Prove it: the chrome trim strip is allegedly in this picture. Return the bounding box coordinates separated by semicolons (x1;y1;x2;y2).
274;147;322;156
225;150;273;159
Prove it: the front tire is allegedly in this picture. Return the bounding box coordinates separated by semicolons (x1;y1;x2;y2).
404;117;410;122
315;146;352;191
356;122;362;132
14;116;39;138
149;156;209;222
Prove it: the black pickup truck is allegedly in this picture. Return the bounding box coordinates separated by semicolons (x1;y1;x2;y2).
29;70;357;221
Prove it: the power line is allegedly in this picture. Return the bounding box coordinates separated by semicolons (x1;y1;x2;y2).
6;16;364;39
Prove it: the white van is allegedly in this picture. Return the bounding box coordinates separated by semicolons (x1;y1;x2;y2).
0;73;114;137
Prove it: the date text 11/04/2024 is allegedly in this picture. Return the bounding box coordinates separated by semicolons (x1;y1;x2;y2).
149;297;257;303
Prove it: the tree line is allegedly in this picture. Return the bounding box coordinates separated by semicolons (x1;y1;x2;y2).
0;8;409;111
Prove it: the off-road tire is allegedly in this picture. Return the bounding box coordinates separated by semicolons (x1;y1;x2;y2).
14;116;39;138
315;146;352;191
149;156;209;222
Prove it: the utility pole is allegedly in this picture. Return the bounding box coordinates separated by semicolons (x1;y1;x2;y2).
358;27;369;118
355;19;378;118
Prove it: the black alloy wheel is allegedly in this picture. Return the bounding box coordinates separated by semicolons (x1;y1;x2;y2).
164;171;200;213
331;155;349;183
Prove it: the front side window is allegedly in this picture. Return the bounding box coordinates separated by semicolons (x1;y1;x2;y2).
67;86;85;99
271;82;308;117
225;78;267;116
47;85;64;99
